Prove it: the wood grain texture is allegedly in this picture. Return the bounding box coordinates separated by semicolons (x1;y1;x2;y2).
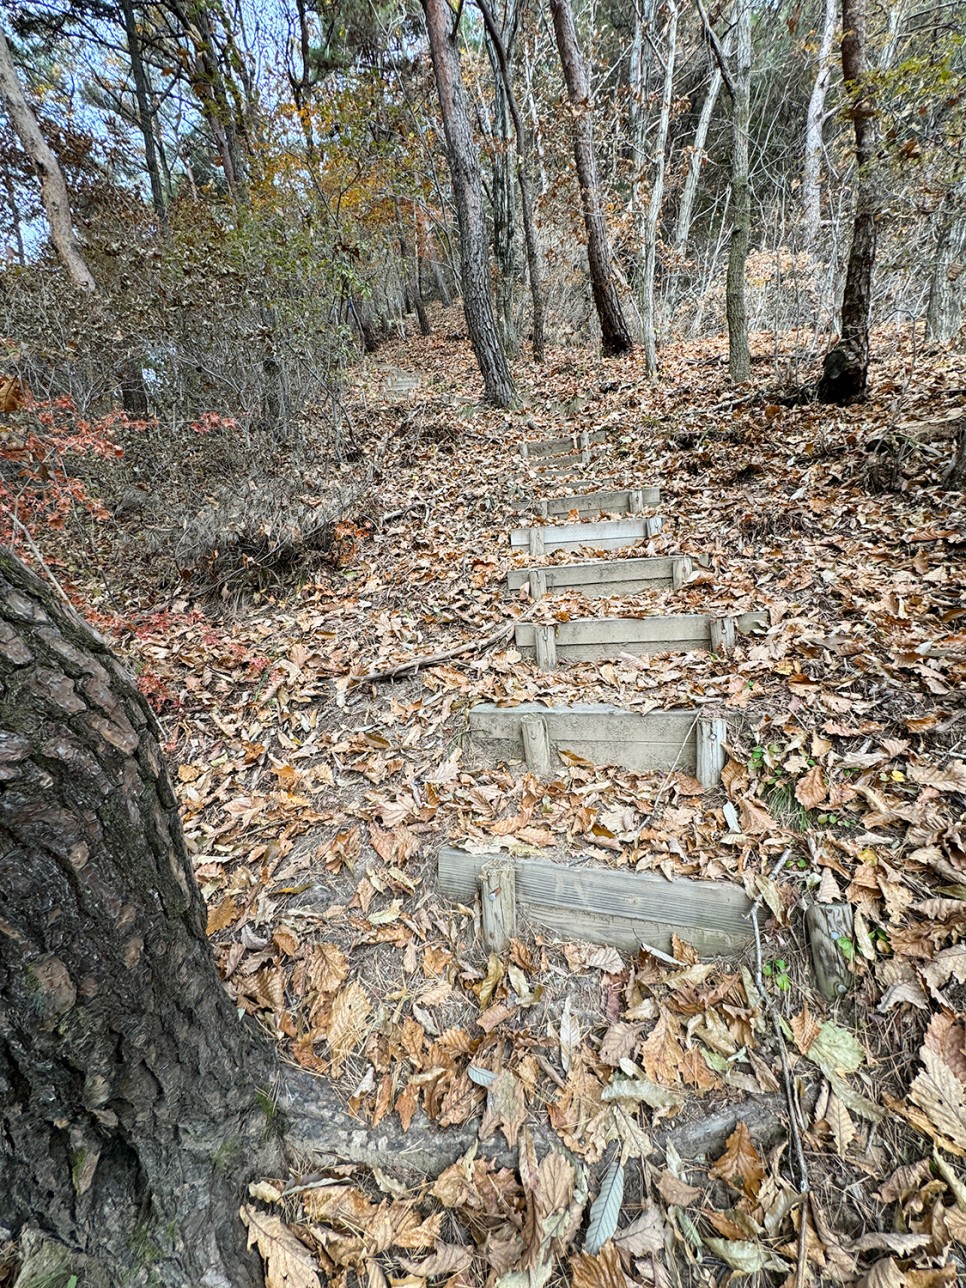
439;848;753;955
509;517;661;556
466;702;705;775
507;554;691;595
806;903;854;999
519;429;607;458
524;486;661;518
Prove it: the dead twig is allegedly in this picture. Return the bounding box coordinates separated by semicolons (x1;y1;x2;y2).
749;847;811;1286
348;602;538;686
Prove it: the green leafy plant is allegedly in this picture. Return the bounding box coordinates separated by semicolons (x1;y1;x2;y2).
762;958;791;992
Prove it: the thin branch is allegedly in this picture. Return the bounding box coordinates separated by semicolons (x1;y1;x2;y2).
693;0;736;100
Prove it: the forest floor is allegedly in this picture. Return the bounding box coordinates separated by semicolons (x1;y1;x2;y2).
118;314;966;1286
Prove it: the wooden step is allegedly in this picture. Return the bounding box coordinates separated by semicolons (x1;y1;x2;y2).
515;611;767;667
465;702;727;787
509;516;663;557
517;486;660;519
520;429;607;460
508;554;693;598
439;848;752;956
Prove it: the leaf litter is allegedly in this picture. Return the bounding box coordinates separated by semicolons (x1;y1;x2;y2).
129;317;965;1285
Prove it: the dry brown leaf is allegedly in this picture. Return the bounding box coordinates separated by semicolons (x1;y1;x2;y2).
479;1068;527;1146
398;1243;473;1276
827;1092;856;1156
328;980;371;1072
858;1257;908;1288
613;1204;665;1256
909;1046;966;1151
795;764;827;809
240;1206;322;1288
739;797;774;834
789;1002;821;1055
708;1121;765;1199
570;1241;625;1288
656;1170;703;1206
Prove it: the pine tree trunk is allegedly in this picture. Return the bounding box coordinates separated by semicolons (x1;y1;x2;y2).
0;29;96;291
818;0;877;404
549;0;633;357
0;550;283;1285
422;0;516;406
725;0;751;383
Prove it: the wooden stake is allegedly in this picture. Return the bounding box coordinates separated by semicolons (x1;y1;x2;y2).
579;430;591;464
521;714;553;776
528;528;545;557
527;569;548;601
534;624;558;670
519;442;530;459
709;615;736;654
696;717;727;788
806;903;853;1000
537;499;549;518
480;858;516;952
629;488;645;513
645;516;663;537
671;556;692;590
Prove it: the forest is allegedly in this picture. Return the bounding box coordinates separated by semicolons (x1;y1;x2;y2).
0;0;965;1285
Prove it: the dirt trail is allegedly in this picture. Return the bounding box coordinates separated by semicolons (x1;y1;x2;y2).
173;319;966;1285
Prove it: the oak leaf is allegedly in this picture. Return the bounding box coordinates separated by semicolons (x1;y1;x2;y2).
240;1206;322;1288
708;1121;765;1199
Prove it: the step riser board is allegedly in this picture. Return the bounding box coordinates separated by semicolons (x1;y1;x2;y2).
438;848;752;956
520;429;607;459
508;555;692;598
509;517;663;557
517;487;660;519
466;703;727;787
515;612;768;666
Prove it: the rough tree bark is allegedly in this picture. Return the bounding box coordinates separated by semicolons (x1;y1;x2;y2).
725;0;751;383
477;0;547;362
0;551;283;1285
802;0;837;250
422;0;516;406
818;0;877;404
549;0;633;357
0;26;96;290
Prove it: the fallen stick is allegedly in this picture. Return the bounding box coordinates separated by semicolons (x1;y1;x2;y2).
348;604;537;685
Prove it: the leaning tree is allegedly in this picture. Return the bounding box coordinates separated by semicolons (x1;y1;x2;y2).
0;548;491;1284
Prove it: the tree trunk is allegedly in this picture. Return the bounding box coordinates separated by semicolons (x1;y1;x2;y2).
635;0;677;376
802;0;837;250
0;28;96;291
0;549;282;1284
399;210;431;337
673;54;724;259
119;0;166;225
488;57;517;355
818;0;877;404
926;190;965;344
422;0;516;406
477;0;547;362
549;0;633;357
725;0;751;383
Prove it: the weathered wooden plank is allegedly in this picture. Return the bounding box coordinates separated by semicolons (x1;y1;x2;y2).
514;612;767;663
438;848;753;956
520;486;661;519
520;429;607;459
507;555;692;596
466;702;728;784
508;517;663;556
